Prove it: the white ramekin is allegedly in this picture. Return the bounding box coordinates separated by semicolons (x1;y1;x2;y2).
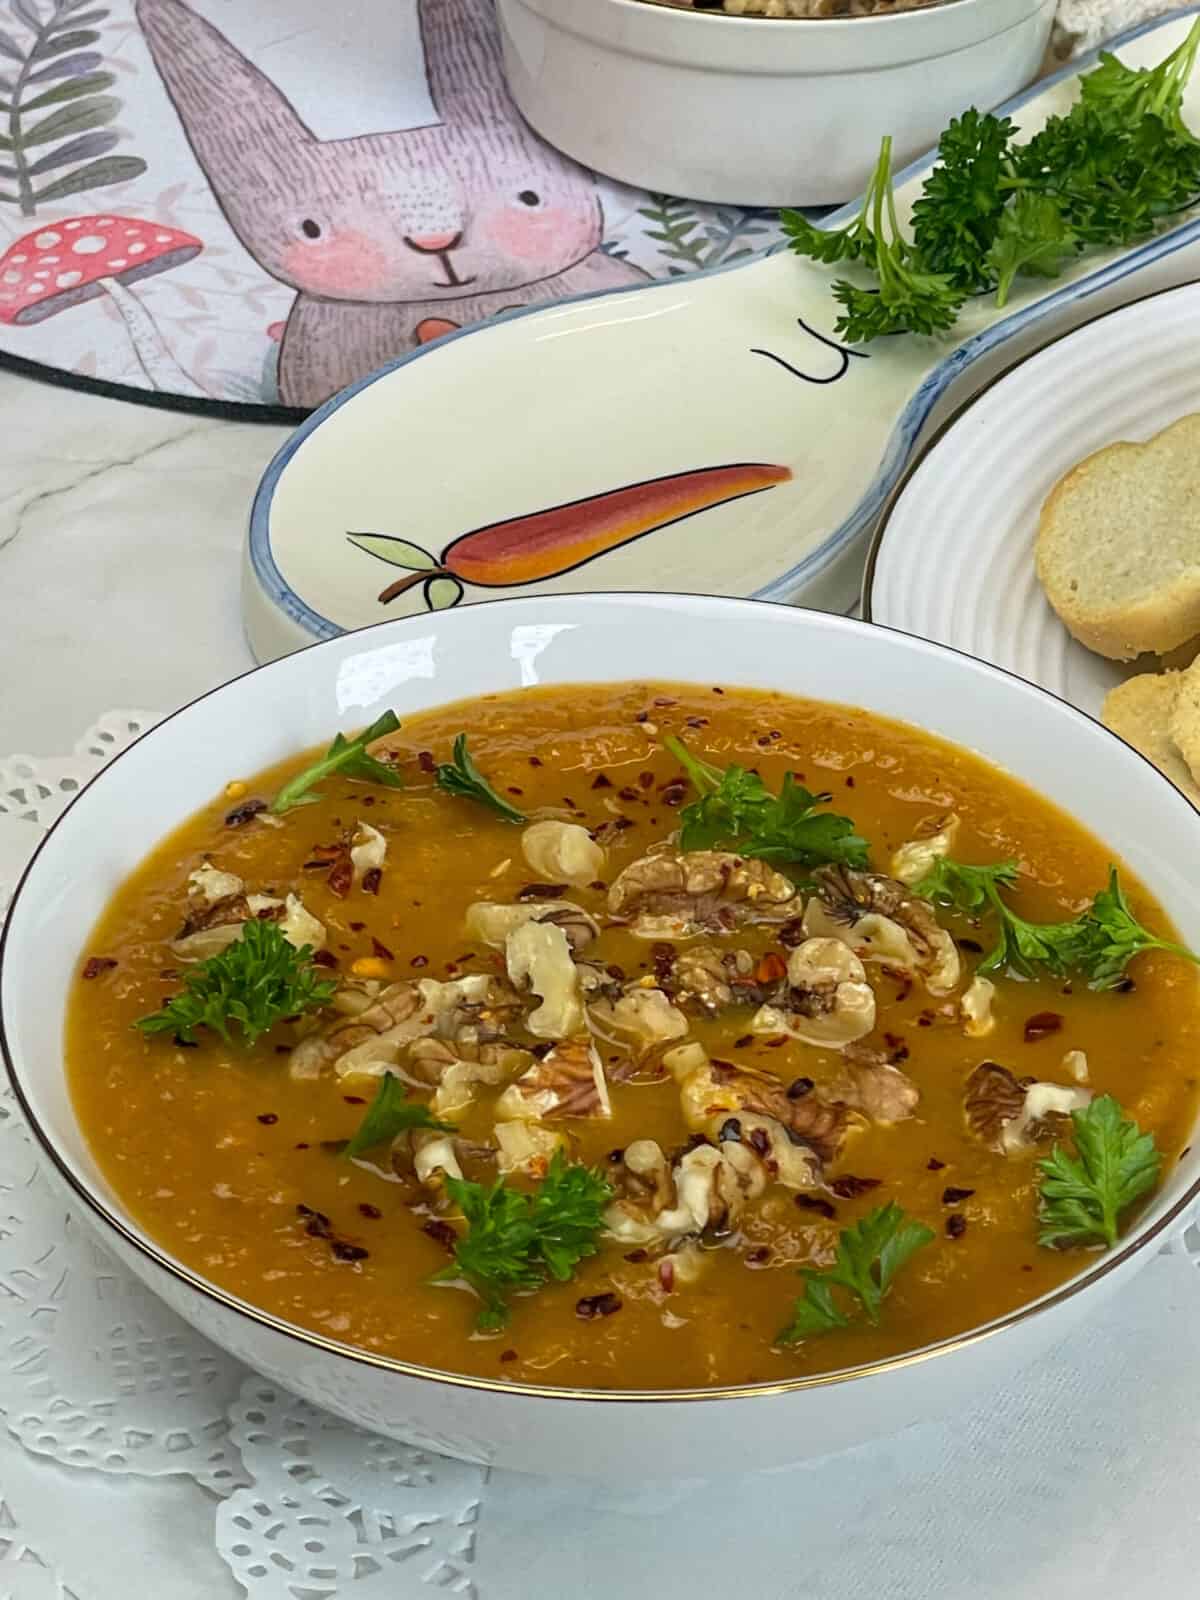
497;0;1056;205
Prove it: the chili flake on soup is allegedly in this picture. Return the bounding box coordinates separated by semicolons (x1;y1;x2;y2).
67;683;1200;1390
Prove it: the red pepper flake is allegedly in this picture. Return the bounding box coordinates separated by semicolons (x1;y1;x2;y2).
81;956;117;979
361;867;382;896
624;1249;649;1263
942;1186;975;1205
506;786;524;798
795;1193;837;1219
778;918;807;949
422;1219;458;1253
830;1175;881;1199
1114;976;1136;994
370;936;394;961
576;1291;622;1319
734;1033;754;1049
343;1094;367;1106
787;1077;815;1100
417;751;436;774
711;686;725;695
661;780;687;807
658;1259;676;1292
358;1202;383;1219
916;1011;935;1028
1023;1011;1063;1043
748;1126;770;1157
745;1246;771;1267
327;857;353;898
763;1036;788;1049
516;882;568;900
331;1240;369;1262
927;1156;946;1171
499;1348;519;1362
605;963;626;981
617;787;640;802
957;937;983;954
257;1112;278;1125
529;756;544;768
684;716;708;729
312;949;338;968
410;954;429;968
225;797;267;827
635;711;649;723
589;879;607;892
753;952;787;984
637;771;655;789
591;773;613;789
946;1214;968;1239
653;697;677;707
349;921;366;932
295;1142;310;1150
845;775;856;789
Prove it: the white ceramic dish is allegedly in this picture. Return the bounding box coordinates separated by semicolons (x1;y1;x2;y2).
864;280;1200;720
4;593;1200;1480
496;0;1055;206
244;10;1200;668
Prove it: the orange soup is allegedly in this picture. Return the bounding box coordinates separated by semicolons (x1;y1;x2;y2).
67;683;1200;1389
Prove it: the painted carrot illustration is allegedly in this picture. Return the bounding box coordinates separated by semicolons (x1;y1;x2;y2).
347;462;793;610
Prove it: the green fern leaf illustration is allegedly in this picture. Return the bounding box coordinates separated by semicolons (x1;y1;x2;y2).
3;0;145;214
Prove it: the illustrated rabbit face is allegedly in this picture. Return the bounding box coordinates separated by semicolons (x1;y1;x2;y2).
138;0;609;305
245;130;604;304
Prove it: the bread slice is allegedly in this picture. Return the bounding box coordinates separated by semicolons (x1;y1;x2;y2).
1102;671;1200;807
1168;654;1200;789
1036;413;1200;661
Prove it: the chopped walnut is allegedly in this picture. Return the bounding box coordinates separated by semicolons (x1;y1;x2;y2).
288;974;492;1080
505;918;586;1038
751;937;876;1047
521;820;605;886
495;1036;611;1121
803;865;960;995
607;849;801;939
465;898;599;953
964;1061;1090;1153
831;1044;919;1122
890;814;960;885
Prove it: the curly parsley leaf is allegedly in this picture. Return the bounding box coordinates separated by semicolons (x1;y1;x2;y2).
916;859;1199;988
433;1152;612;1331
911;109;1017;292
271;711;403;815
988;192;1078;306
664;736;869;870
1038;1095;1162;1249
135;919;335;1046
344;1071;453;1160
781;199;876;265
1078;21;1200;141
778;1202;934;1343
435;733;526;823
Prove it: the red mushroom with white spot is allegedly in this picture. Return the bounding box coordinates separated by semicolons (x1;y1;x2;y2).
0;215;206;395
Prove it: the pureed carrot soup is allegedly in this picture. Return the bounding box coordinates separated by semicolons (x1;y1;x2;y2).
68;683;1200;1390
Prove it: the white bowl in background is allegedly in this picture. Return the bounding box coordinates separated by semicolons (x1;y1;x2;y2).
496;0;1056;206
4;594;1200;1479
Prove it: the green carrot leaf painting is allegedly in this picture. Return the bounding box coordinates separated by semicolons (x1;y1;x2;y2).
347;461;793;611
0;0;147;214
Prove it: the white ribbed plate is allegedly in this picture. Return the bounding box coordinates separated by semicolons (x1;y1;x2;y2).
866;281;1200;718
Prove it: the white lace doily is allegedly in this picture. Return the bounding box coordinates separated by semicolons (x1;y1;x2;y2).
2;708;1200;1600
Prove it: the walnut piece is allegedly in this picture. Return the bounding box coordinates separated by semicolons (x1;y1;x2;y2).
607;849;800;939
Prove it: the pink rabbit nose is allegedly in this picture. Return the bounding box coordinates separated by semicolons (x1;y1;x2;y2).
404;230;462;255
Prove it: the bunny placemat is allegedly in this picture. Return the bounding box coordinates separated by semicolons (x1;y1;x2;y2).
0;0;781;411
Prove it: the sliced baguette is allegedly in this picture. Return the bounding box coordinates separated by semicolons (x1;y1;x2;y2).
1102;671;1200;807
1168;654;1200;789
1036;413;1200;661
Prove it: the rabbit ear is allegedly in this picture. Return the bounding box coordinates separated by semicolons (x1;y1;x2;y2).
137;0;315;184
419;0;529;134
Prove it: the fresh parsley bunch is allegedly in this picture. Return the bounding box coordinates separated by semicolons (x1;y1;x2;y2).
136;919;335;1046
778;1202;934;1343
915;859;1200;989
1038;1095;1162;1249
664;736;869;870
434;1152;612;1331
782;18;1200;339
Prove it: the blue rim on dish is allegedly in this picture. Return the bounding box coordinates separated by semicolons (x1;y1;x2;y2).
247;4;1200;646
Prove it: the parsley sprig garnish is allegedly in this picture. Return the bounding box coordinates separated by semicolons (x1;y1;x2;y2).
435;734;526;823
1038;1095;1162;1249
433;1152;612;1330
778;1202;934;1344
915;859;1200;989
344;1071;453;1160
783;18;1200;339
664;736;869;870
271;710;404;815
135;919;335;1046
